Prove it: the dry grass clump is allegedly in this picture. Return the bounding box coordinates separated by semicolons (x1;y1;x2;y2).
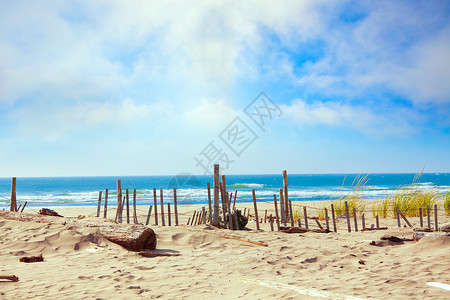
445;192;450;216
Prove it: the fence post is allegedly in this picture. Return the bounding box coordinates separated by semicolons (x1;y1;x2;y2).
419;207;423;227
252;189;260;230
273;194;281;231
303;206;308;229
174;188;179;226
345;201;351;232
97;191;102;217
10;177;17;212
160;189;165;226
353;207;358;232
212;164;220;226
207;183;212;223
331;204;337;232
434;204;438;231
103;189;108;218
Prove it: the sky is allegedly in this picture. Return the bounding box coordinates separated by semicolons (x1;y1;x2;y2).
1;0;449;177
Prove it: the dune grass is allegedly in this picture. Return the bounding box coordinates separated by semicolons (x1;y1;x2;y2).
371;169;438;218
445;192;450;216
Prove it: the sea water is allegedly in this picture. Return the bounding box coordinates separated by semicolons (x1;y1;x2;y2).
0;173;449;208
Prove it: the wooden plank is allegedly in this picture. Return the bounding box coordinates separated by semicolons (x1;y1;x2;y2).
398;209;413;228
213;164;220;226
207;183;212;223
20;201;27;213
103;189;108;218
427;205;431;229
232;190;237;210
160;189;165;226
345;201;351;232
353;207;358;232
324;208;329;231
314;219;324;230
227;197;233;230
133;189;138;224
173;188;179;226
273;194;281;231
97;191;102;217
153;188;158;225
10;177;17;212
190;211;196;226
145;205;153;226
303;206;308;229
331;204;337;232
252;189;260;230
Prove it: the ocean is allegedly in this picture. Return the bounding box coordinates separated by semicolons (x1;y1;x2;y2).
0;173;449;208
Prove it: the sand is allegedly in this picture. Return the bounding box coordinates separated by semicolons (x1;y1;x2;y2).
1;201;449;299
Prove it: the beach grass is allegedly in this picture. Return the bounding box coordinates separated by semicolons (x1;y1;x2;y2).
445;191;450;216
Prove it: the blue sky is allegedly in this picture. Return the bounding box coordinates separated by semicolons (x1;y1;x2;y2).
1;0;449;177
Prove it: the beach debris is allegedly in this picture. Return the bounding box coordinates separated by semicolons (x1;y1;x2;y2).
301;257;317;263
413;227;433;232
99;225;156;251
413;231;450;241
38;208;63;217
138;251;181;257
358;259;365;265
438;222;450;232
427;282;450;291
0;275;19;282
380;235;413;243
19;254;44;263
280;226;330;234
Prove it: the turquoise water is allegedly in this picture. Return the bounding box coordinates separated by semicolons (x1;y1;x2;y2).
0;173;449;208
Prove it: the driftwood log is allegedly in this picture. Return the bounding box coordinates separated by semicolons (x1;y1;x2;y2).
0;275;19;282
0;211;156;251
138;251;181;257
413;232;450;241
280;226;330;234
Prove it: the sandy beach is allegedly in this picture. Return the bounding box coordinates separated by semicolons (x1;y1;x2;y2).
1;200;449;299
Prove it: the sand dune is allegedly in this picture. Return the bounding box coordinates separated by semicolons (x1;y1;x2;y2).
1;203;449;299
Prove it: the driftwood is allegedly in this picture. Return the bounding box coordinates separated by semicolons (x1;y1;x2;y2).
19;255;44;263
280;226;330;234
362;226;388;231
0;211;156;252
0;275;19;282
380;235;414;243
39;208;63;217
138;251;181;257
413;231;450;241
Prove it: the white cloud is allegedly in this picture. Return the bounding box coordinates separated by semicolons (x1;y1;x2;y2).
11;98;153;141
282;98;416;137
185;98;237;129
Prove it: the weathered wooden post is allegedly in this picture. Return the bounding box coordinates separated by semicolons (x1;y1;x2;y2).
283;170;289;222
331;203;337;232
434;204;438;231
133;189;138;224
376;215;380;230
303;206;308;229
97;191;102;217
273;194;281;231
167;203;171;226
279;189;286;225
146;205;153;226
220;182;227;228
173;188;179;226
345;201;351;232
289;200;294;226
269;214;274;231
233;190;237;210
160;189;165;226
212;164;220;226
10;177;17;212
202;207;207;224
252;189;260;230
103;189;108;218
353;207;358;232
427;205;431;229
396;206;401;227
153;188;158;225
126;189;130;224
325;208;329;231
115;179;122;223
361;213;365;231
207;183;212;223
419;207;423;227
